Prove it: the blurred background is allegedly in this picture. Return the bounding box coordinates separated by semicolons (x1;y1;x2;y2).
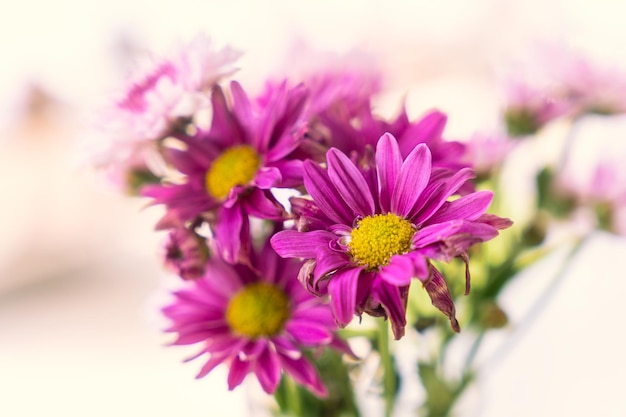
1;1;626;416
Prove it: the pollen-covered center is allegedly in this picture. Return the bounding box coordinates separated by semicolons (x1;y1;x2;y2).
205;145;260;199
348;213;415;269
225;282;290;339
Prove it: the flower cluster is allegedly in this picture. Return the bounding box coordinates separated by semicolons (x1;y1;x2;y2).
92;35;511;401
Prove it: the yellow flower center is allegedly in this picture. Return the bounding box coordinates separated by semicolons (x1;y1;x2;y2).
348;213;415;269
225;282;290;339
205;145;260;199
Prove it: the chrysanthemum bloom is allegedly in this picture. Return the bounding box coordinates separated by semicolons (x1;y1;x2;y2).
142;80;309;263
310;104;470;178
271;133;512;339
162;223;209;280
162;240;348;396
94;34;241;190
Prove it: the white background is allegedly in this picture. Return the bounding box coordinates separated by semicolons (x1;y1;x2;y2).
1;1;626;416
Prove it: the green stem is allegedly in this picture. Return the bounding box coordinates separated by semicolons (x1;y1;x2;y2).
285;376;302;416
378;319;396;417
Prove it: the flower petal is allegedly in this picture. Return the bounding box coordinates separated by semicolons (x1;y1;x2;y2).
278;355;327;397
227;355;251;390
327;267;362;327
271;230;336;259
286;320;333;345
372;279;407;340
215;204;243;264
304;160;354;225
376;133;402;213
391;143;432;217
426;190;494;224
254;347;281;394
327;148;375;216
378;254;414;286
420;266;460;332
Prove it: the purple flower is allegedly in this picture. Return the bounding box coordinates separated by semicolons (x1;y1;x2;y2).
142;80;308;263
93;35;241;191
162;239;348;396
271;133;512;339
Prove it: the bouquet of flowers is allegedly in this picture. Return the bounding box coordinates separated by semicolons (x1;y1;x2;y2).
90;35;626;416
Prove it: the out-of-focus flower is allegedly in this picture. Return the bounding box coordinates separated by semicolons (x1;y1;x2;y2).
461;133;515;178
162;224;209;280
93;35;241;189
271;133;512;339
557;153;626;235
502;81;569;137
142;81;308;263
162;239;347;396
544;46;626;117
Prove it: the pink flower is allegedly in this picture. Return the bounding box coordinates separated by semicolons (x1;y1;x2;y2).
142;81;308;263
502;80;570;137
462;133;516;177
95;34;241;187
271;133;512;339
162;239;348;396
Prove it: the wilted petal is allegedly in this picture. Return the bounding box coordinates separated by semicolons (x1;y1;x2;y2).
420;267;460;332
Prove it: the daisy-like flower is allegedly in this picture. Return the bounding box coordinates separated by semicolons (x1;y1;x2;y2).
162;239;347;396
94;34;241;188
311;104;469;175
271;133;512;339
142;80;308;263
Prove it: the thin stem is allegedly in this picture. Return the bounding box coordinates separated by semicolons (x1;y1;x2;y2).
285;376;302;416
378;319;396;417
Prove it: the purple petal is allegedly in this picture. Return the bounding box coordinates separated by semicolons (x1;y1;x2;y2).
278;355;327;397
410;167;476;223
304;160;354;225
327;267;362;326
254;347;281;393
215;204;243;264
243;188;286;220
426;191;494;224
421;267;460;332
313;246;351;279
372;280;407;340
286;320;333;345
267;159;304;188
253;166;282;189
376;133;402;213
272;336;302;360
196;355;225;379
391;143;432;217
227;355;251;390
271;230;335;259
398;110;447;157
327;148;375;216
378;255;414;286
